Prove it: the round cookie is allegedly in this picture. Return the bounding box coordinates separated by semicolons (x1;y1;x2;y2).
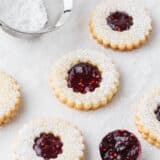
89;0;152;51
13;118;85;160
99;130;142;160
136;88;160;148
0;71;21;125
50;49;119;110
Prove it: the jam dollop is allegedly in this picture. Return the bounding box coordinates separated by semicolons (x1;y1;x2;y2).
155;105;160;121
67;62;102;94
107;11;133;32
33;133;63;160
99;130;141;160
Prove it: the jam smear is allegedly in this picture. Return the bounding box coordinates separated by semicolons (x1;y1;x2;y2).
33;133;63;160
107;11;133;32
67;62;102;94
155;106;160;121
99;130;141;160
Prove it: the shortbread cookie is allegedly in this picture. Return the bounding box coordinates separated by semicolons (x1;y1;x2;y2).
99;130;142;160
13;118;85;160
50;49;119;110
89;0;152;51
136;88;160;148
0;72;21;125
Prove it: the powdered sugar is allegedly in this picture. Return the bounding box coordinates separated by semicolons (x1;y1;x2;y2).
50;49;119;109
0;72;21;118
136;88;160;138
91;0;152;45
14;118;85;160
0;0;48;32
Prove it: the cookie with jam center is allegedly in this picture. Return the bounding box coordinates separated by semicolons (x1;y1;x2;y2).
89;0;152;51
13;118;85;160
99;130;142;160
0;71;21;125
50;49;119;110
136;88;160;148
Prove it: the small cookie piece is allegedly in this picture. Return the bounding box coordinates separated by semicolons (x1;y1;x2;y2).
0;71;21;125
136;88;160;148
99;130;142;160
89;0;152;51
13;118;85;160
50;49;119;110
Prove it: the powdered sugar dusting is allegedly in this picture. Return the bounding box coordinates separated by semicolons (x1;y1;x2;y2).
50;49;119;108
0;72;20;118
14;118;85;160
0;0;48;32
91;0;152;45
137;87;160;138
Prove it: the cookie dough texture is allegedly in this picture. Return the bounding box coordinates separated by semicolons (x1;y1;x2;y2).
0;71;21;125
13;118;85;160
50;49;119;110
89;0;152;51
136;88;160;148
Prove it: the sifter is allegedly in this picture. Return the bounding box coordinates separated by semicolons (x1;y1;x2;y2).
0;0;73;38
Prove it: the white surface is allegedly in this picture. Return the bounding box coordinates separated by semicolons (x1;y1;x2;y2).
0;0;159;159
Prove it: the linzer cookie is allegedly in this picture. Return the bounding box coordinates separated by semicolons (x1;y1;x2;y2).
89;0;152;51
13;118;85;160
0;72;21;125
136;88;160;148
99;130;142;160
50;49;119;110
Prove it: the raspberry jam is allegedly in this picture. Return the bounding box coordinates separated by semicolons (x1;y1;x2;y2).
99;130;141;160
155;106;160;121
33;133;63;160
67;62;102;94
107;11;133;32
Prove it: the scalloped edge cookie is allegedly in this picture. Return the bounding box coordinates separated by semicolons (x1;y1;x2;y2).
135;88;160;148
89;0;152;51
50;49;119;110
13;118;85;160
136;116;160;148
0;72;21;125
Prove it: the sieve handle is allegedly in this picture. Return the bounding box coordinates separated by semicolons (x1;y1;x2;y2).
55;0;73;28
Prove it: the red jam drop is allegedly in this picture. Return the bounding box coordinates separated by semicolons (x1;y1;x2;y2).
99;130;141;160
33;133;63;160
107;11;133;32
67;62;102;94
155;106;160;121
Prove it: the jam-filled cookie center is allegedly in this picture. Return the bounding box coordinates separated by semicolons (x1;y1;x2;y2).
33;133;63;159
107;11;133;32
155;105;160;121
67;62;102;94
99;130;141;160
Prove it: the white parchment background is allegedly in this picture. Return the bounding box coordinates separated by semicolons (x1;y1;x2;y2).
0;0;159;159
